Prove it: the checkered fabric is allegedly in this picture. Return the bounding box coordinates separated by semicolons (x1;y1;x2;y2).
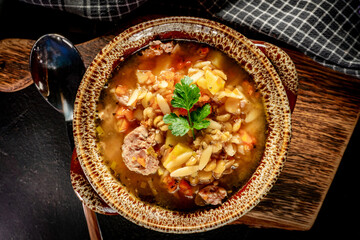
20;0;148;21
20;0;360;78
199;0;360;78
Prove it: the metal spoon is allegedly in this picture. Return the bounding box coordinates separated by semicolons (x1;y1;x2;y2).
30;34;84;147
29;34;102;240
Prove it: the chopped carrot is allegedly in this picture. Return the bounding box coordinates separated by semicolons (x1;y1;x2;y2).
239;130;256;148
125;110;134;121
115;85;127;96
199;93;210;103
115;106;127;118
137;157;146;168
146;71;155;80
174;72;183;83
115;106;135;121
160;70;175;81
179;179;193;197
163;175;178;193
167;79;175;89
242;80;249;88
240;130;252;144
185;60;192;67
165;93;173;103
173;109;180;117
117;118;130;133
248;85;254;96
242;81;255;96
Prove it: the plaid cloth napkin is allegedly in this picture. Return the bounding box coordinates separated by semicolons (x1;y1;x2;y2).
20;0;148;21
199;0;360;78
20;0;360;78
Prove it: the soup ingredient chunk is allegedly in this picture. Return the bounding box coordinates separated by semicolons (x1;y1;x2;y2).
196;184;227;206
122;125;159;175
142;40;175;58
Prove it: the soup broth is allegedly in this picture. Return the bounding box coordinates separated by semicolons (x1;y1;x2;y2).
96;40;267;211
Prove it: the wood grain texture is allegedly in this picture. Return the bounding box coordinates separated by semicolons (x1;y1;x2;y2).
1;31;359;231
82;203;103;240
0;38;35;92
233;48;360;230
0;36;112;92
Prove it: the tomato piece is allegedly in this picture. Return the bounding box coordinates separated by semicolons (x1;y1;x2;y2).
173;57;191;70
178;106;197;116
178;108;188;116
179;179;193;197
176;61;184;70
199;47;209;56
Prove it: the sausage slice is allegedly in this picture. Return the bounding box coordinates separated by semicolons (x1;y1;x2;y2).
122;125;159;175
195;185;227;206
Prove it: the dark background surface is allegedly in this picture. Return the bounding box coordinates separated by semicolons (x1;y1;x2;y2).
1;0;359;239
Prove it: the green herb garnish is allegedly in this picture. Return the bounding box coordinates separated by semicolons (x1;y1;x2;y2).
163;76;210;139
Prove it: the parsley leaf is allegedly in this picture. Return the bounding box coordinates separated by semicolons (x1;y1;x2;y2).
171;76;200;110
163;76;210;139
163;113;190;136
190;104;211;130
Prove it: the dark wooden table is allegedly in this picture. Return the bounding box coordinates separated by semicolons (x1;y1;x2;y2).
1;13;359;240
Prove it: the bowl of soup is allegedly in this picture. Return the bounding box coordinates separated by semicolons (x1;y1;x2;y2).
73;16;291;233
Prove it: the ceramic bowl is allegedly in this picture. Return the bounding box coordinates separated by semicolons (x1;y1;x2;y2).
73;16;292;233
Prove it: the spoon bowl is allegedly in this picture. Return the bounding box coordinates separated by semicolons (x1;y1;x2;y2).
30;34;85;121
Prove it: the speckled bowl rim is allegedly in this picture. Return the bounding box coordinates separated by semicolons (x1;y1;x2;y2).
73;16;291;233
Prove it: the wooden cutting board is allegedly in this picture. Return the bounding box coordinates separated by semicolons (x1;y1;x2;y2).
1;27;359;231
